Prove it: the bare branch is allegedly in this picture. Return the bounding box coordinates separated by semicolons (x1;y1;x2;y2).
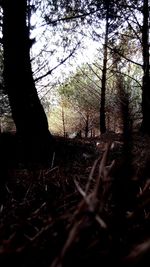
44;8;103;26
77;65;101;92
87;63;102;82
34;42;80;82
107;45;143;68
110;69;142;87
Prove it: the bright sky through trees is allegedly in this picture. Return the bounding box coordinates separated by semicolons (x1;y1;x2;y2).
30;10;102;95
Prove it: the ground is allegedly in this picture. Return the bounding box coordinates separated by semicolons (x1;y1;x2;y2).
0;132;150;267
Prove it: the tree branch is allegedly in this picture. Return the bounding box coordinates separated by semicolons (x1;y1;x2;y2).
107;45;143;68
34;42;80;82
110;69;142;87
44;8;102;26
77;65;101;92
87;63;102;82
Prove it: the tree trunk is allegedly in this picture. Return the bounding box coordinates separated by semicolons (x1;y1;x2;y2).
141;0;150;134
62;105;66;137
85;113;89;138
100;1;109;134
3;0;54;165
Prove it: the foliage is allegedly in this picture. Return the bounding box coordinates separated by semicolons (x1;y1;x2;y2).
58;65;101;136
0;0;149;135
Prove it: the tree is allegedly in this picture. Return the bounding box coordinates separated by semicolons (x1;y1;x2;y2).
58;65;101;137
42;0;126;135
2;0;54;164
140;0;150;133
99;0;110;134
0;46;9;118
113;0;149;133
27;0;149;138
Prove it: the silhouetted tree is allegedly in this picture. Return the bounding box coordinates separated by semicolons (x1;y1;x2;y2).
99;0;110;134
2;0;54;164
141;0;150;133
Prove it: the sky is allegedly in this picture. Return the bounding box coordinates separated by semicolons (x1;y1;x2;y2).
30;10;103;97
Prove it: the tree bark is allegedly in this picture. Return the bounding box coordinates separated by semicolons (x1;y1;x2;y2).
141;0;150;134
3;0;54;165
85;113;89;138
100;1;109;134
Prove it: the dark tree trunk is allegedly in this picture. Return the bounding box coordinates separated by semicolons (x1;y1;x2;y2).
141;0;150;134
100;1;109;134
2;0;54;165
85;113;89;138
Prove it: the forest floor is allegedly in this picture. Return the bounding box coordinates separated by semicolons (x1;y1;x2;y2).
0;132;150;267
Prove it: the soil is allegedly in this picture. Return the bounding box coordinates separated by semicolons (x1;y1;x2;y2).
0;132;150;267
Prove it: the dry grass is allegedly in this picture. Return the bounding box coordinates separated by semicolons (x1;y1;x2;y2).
0;133;150;267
